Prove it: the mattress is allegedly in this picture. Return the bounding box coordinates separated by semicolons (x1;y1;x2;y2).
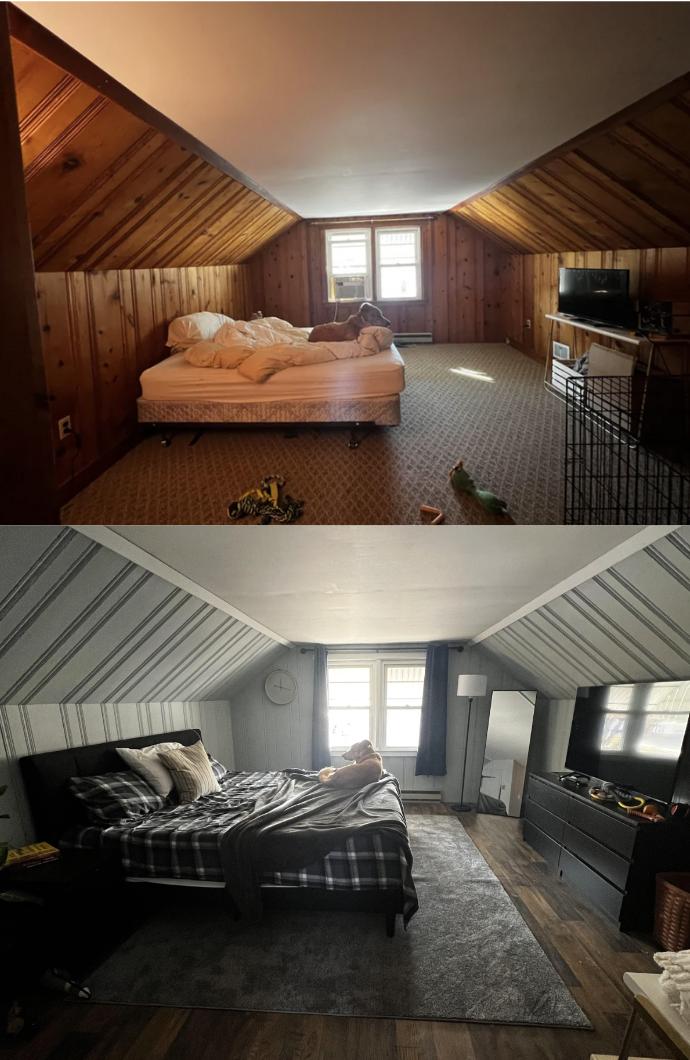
60;769;418;920
140;346;405;404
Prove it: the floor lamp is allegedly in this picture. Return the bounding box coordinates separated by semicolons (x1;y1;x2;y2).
451;674;488;813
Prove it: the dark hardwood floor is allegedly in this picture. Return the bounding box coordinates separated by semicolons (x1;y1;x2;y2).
2;806;667;1060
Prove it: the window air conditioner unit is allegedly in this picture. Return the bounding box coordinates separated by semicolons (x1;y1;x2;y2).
333;276;367;302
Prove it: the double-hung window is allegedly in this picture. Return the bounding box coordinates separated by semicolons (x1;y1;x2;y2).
376;227;422;300
327;653;426;756
325;229;372;302
325;226;422;303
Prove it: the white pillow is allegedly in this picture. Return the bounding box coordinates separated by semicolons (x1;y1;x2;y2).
359;325;394;350
166;312;233;349
116;741;184;797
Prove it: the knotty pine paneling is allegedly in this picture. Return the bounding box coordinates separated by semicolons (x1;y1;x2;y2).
11;38;297;270
452;83;690;253
248;214;512;343
36;264;250;494
501;245;690;363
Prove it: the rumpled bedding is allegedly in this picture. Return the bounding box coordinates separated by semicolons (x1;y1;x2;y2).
180;316;394;383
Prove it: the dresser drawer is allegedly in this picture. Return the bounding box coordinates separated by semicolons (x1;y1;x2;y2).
527;777;569;820
524;799;565;845
566;798;636;859
562;822;630;891
559;848;625;923
523;820;561;871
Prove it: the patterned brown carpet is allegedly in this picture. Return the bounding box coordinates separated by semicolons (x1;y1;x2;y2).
61;344;565;525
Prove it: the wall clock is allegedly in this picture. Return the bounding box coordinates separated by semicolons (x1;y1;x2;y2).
264;669;297;705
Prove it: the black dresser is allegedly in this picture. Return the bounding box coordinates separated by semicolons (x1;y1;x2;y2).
523;771;690;930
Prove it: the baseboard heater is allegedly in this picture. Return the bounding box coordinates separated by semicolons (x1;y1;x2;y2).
400;790;442;802
393;332;433;346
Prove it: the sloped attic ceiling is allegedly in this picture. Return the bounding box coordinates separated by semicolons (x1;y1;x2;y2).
0;526;285;705
452;75;690;253
477;527;690;699
11;37;298;271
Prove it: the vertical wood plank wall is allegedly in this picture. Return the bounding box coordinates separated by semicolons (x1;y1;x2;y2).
501;247;690;363
36;264;250;497
248;215;512;343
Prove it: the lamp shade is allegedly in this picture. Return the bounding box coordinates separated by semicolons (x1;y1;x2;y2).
456;674;487;697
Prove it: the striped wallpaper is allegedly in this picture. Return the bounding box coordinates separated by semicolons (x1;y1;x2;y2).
0;700;235;847
0;526;283;705
479;526;690;698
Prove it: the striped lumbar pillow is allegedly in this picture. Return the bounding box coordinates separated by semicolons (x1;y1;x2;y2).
158;740;220;803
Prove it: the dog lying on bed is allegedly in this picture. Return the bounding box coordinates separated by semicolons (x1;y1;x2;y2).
308;303;391;344
318;740;383;789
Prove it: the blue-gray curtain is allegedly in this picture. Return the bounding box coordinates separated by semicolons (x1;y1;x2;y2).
415;644;448;776
311;646;331;770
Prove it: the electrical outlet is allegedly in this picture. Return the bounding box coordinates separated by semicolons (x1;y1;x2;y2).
58;415;72;440
525;319;532;329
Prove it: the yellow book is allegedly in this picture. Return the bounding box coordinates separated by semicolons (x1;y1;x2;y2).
6;842;60;866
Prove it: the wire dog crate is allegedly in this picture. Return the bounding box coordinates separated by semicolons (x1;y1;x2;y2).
564;374;690;524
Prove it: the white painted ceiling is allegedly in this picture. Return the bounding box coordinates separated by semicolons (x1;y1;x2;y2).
18;1;690;218
97;526;649;645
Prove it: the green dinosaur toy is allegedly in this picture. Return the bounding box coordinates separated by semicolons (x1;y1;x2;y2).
449;461;509;517
228;475;304;524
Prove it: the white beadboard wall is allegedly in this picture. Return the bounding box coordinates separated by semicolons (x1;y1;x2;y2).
1;700;234;847
229;644;568;804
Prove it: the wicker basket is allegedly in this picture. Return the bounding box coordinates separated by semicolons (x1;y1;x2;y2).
655;873;690;950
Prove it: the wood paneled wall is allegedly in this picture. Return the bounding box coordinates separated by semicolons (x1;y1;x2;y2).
248;214;512;343
453;77;690;253
501;246;690;363
36;264;250;495
11;38;297;270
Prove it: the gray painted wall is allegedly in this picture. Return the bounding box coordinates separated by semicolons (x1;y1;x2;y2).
1;700;234;847
229;643;563;805
0;526;283;705
479;526;690;698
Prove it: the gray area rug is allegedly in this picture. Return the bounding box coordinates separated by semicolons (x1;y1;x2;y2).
86;817;590;1026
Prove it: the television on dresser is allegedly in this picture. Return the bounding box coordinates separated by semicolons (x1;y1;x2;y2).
566;679;690;804
558;268;633;329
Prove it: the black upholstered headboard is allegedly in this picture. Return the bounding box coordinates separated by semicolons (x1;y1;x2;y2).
19;728;201;844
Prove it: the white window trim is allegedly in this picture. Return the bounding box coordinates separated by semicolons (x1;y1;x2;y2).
325;228;373;303
327;651;426;757
375;225;423;303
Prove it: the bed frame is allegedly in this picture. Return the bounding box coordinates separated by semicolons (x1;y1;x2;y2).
19;730;403;936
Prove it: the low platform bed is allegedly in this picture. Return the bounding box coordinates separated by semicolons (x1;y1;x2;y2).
19;729;414;936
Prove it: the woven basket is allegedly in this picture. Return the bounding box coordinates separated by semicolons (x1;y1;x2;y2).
655;873;690;951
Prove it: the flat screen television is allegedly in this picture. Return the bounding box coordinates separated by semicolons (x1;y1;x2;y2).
558;268;633;329
566;680;690;804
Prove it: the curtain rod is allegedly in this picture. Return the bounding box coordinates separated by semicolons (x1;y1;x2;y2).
295;643;466;652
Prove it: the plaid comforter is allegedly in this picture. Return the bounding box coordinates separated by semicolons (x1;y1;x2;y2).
62;770;417;918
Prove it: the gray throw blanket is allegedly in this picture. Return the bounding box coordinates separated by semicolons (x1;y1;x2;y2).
219;768;414;921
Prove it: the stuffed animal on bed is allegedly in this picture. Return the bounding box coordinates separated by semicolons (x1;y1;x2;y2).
319;740;383;789
449;460;509;517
